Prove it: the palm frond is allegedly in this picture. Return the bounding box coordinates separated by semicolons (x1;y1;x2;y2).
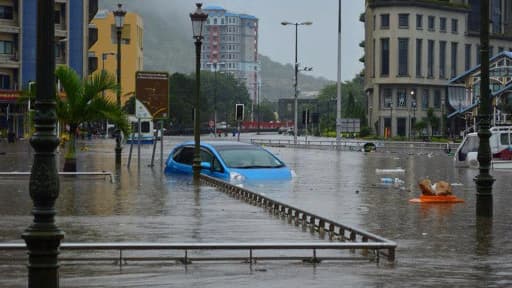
84;70;119;102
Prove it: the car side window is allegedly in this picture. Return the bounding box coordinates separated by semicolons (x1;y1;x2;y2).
173;147;194;165
212;157;224;172
200;149;213;163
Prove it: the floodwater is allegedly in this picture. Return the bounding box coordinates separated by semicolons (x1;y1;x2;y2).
1;134;511;287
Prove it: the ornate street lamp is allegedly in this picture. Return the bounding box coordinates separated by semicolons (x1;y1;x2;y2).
22;1;64;287
113;3;126;165
475;0;494;217
281;21;312;144
190;3;208;181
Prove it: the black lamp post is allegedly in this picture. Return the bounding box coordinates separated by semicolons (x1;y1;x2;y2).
475;0;494;217
409;90;415;140
113;3;126;165
281;21;312;144
412;100;417;140
389;102;393;138
22;1;64;287
190;3;208;181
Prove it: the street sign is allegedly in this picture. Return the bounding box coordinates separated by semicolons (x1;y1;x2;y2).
135;71;169;119
339;118;361;133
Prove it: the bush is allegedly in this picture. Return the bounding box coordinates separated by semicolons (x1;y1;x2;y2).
359;126;371;137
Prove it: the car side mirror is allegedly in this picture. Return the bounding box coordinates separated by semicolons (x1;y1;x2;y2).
200;161;211;170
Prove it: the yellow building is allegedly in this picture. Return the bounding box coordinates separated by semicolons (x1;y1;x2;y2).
89;9;143;105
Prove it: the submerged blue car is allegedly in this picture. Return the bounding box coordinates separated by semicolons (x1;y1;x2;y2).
164;141;293;182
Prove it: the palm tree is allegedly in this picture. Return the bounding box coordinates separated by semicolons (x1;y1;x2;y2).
55;66;130;172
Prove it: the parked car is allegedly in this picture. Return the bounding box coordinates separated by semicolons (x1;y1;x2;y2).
164;141;294;183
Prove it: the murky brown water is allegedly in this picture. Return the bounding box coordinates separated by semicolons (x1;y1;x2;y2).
1;134;511;287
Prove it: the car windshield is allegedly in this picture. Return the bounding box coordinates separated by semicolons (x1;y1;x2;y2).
216;146;284;168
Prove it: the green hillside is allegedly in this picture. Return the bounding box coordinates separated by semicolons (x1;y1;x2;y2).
99;0;332;102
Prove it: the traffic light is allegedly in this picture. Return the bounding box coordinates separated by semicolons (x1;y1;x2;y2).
235;104;244;121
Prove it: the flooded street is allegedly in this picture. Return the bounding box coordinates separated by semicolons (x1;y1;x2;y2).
1;134;511;287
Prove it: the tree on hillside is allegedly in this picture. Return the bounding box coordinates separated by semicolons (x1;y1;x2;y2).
55;66;130;172
315;74;367;134
168;72;251;132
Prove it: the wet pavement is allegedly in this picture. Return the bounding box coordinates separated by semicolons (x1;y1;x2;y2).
1;133;511;287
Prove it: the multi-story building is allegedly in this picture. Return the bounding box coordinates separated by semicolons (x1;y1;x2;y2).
363;0;512;138
89;9;144;105
202;5;259;119
0;0;97;139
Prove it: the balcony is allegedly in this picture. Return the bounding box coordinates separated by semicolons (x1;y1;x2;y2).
0;53;20;68
0;19;20;34
55;24;67;37
56;56;66;65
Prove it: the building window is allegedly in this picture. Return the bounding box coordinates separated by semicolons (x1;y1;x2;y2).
55;10;61;24
416;39;423;77
398;14;409;29
498;46;504;53
465;44;471;71
396;88;407;108
0;74;10;89
451;19;458;33
381;14;389;29
0;40;13;54
428;40;434;78
422;89;429;109
398;38;409;76
439;41;446;78
416;14;423;30
451;42;458;78
434;90;441;109
381;38;389;76
383;88;392;108
0;6;13;20
490;46;494;57
428;16;435;31
373;15;376;30
440;17;447;32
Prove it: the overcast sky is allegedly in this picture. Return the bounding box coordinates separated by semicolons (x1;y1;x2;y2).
186;0;365;81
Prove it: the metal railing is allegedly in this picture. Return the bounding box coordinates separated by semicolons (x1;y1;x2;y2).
200;175;396;262
251;138;459;153
0;171;115;183
0;242;394;265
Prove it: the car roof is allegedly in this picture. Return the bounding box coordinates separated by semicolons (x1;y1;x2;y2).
179;141;255;149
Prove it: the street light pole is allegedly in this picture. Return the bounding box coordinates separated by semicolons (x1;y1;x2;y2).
257;82;260;135
190;3;208;181
475;0;494;217
207;62;224;137
281;21;312;144
22;1;64;287
412;100;417;140
102;52;115;138
113;3;126;165
409;90;415;140
336;0;342;146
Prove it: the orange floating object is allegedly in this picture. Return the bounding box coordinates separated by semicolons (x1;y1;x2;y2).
409;194;464;203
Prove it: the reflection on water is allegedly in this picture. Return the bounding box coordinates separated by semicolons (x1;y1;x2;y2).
0;137;511;287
